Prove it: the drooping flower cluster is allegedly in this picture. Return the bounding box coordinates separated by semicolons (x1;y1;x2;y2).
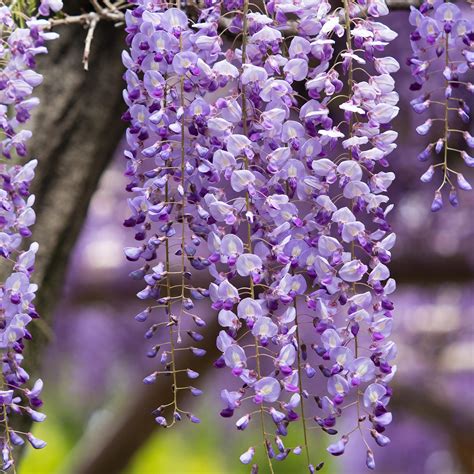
123;0;398;471
409;0;474;210
122;1;227;426
0;2;61;469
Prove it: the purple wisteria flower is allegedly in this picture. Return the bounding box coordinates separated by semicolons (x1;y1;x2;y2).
122;0;227;426
123;0;399;471
409;1;474;209
0;2;61;470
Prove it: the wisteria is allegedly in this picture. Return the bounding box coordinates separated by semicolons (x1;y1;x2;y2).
205;0;398;470
122;1;227;426
0;0;471;471
122;0;399;471
298;1;399;470
0;0;62;470
409;0;474;210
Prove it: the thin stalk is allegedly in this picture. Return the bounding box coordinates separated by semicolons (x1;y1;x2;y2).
437;26;450;192
164;80;178;425
178;31;186;342
241;1;274;472
165;8;188;421
343;0;367;447
294;301;311;467
1;375;16;473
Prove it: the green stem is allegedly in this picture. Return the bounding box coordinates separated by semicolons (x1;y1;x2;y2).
164;76;179;424
241;1;274;472
438;27;450;192
343;0;366;445
294;301;311;467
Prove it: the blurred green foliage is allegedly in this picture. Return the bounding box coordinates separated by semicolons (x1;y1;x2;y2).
21;399;335;474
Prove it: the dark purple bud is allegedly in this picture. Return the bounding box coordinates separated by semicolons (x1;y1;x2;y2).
143;372;157;384
146;343;160;357
9;431;24;446
449;187;459;207
0;391;13;405
287;409;299;421
457;173;472;191
276;449;291;461
183;298;194;310
135;308;150;322
323;416;336;428
26;433;47;449
193;315;206;327
187;369;199;379
266;440;275;458
220;407;234;418
327;436;348;456
190;347;206;357
305;364;316;378
236;414;250;430
431;191;443;212
417;144;433;161
270;407;286;424
370;429;391;447
276;436;285;453
293;446;302;455
420;165;435;183
366;450;375;470
187;331;203;342
188;414;201;424
276;422;288;436
25;407;46;422
155;416;167;426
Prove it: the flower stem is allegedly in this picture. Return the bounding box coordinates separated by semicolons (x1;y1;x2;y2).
294;301;311;467
241;1;274;471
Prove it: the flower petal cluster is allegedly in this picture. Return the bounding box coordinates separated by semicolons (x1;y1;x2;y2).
0;3;61;469
409;1;474;209
122;1;226;425
123;0;398;471
272;2;398;469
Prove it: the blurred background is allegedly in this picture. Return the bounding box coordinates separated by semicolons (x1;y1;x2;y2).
16;5;474;474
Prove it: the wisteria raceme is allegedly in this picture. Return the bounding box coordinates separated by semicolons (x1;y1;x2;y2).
122;0;398;472
0;1;61;469
409;0;474;210
122;0;227;426
205;2;328;471
305;2;398;470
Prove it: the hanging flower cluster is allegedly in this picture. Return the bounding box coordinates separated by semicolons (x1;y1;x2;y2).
123;0;398;471
305;2;398;469
122;1;226;426
409;0;474;210
0;1;62;469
